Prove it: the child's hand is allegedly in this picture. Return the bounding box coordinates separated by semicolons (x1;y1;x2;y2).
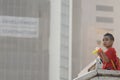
98;48;103;53
92;47;103;54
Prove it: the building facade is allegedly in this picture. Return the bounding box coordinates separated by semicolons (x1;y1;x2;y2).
0;0;50;80
0;0;73;80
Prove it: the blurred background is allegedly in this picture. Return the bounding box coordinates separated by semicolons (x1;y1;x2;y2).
0;0;120;80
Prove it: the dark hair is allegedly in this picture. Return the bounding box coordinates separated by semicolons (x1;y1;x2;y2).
104;33;114;41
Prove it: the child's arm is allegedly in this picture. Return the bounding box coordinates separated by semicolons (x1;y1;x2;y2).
97;51;109;63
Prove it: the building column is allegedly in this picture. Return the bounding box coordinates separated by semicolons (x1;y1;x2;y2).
49;0;61;80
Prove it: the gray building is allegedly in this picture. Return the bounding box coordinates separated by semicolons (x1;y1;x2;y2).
0;0;50;80
0;0;73;80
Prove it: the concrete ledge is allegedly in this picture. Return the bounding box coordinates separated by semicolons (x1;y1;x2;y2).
74;69;120;80
97;69;120;77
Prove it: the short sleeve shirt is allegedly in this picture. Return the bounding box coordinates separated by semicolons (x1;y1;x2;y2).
102;48;117;70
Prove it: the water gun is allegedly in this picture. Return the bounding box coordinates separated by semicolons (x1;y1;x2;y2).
92;47;102;54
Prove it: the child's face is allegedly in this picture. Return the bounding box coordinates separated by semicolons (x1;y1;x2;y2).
103;36;113;48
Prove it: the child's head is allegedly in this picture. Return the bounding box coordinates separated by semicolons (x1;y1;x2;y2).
103;33;114;48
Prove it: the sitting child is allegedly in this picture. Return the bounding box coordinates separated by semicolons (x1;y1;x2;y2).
97;33;118;70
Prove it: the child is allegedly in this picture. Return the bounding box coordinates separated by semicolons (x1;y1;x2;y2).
97;33;117;70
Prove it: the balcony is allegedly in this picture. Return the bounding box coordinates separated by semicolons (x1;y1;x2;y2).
73;58;120;80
